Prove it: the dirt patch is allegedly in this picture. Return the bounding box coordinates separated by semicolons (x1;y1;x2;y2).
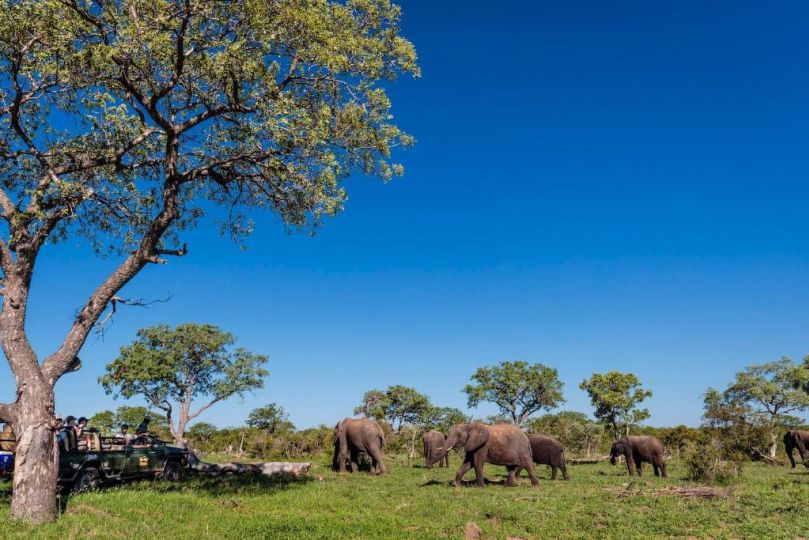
464;521;481;540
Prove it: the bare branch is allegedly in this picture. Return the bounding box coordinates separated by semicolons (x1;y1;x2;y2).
94;293;173;338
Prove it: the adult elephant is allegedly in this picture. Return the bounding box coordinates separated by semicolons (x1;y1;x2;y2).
332;418;387;475
516;435;569;480
423;430;448;469
784;430;809;468
428;422;539;487
610;435;667;477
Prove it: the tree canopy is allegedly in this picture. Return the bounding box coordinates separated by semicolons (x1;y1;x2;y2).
705;357;809;458
579;370;652;438
463;361;565;425
354;385;433;432
0;0;417;522
247;403;294;435
100;323;268;442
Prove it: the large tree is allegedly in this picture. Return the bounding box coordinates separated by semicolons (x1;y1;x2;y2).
0;0;417;521
463;361;565;425
718;357;809;459
100;323;268;443
247;403;294;435
579;371;652;438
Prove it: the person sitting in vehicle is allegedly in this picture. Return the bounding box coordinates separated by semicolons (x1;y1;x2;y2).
115;424;135;444
62;416;78;452
76;417;89;451
133;416;154;445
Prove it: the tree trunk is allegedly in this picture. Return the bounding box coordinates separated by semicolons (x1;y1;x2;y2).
768;431;778;460
10;385;58;523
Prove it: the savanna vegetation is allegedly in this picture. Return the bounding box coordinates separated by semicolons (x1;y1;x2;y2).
1;457;808;539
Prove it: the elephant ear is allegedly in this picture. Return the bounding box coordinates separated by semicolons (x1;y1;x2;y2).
464;424;489;452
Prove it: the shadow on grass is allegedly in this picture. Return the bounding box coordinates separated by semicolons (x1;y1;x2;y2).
53;471;313;515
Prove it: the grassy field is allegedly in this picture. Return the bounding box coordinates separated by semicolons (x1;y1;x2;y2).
1;456;808;539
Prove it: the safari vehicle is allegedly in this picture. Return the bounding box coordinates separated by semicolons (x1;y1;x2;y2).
59;433;190;493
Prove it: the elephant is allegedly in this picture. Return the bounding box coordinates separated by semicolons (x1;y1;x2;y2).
783;430;809;468
429;422;539;487
610;435;667;477
516;435;569;480
332;417;387;475
423;430;449;469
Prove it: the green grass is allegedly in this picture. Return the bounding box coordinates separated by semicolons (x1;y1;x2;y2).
1;457;808;539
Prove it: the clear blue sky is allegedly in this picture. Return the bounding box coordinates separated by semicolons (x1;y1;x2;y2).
3;0;809;429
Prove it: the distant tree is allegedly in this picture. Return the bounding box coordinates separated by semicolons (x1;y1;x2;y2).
353;389;389;421
718;358;809;459
354;385;433;432
186;422;219;452
525;411;605;457
100;324;268;443
88;410;116;435
247;403;294;435
463;361;565;425
423;407;470;433
579;371;652;438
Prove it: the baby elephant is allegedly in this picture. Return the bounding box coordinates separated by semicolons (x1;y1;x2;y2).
429;422;539;487
516;435;569;480
610;435;667;477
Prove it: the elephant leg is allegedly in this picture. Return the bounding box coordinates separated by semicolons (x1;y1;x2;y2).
625;457;635;476
338;446;348;473
786;444;796;468
660;462;667;478
652;462;660;477
550;465;557;480
472;451;486;487
561;463;569;481
349;449;359;473
454;456;473;486
524;462;539;487
443;453;450;468
514;466;523;478
506;466;518;487
635;461;643;476
368;445;386;475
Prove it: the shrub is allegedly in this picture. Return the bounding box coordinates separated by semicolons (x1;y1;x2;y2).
683;437;744;485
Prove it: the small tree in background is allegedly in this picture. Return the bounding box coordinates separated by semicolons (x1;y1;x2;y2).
463;361;565;425
579;371;652;439
525;411;605;457
422;407;470;433
247;403;294;435
717;357;809;459
88;406;171;439
100;323;268;443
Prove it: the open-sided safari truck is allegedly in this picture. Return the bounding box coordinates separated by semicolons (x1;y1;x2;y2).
59;432;190;492
0;424;190;492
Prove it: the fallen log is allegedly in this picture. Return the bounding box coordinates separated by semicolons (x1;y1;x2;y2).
749;448;784;466
190;460;311;477
184;446;310;477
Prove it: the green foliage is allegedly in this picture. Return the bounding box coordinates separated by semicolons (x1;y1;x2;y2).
705;357;809;458
246;403;294;435
683;435;744;485
354;385;433;431
421;407;470;434
463;361;565;425
100;323;268;440
0;0;419;254
525;411;606;456
579;370;652;438
88;406;171;439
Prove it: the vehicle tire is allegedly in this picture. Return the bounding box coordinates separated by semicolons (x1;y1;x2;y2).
71;467;100;494
162;460;182;482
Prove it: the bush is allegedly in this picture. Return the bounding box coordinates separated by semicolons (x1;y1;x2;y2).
683;437;744;485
